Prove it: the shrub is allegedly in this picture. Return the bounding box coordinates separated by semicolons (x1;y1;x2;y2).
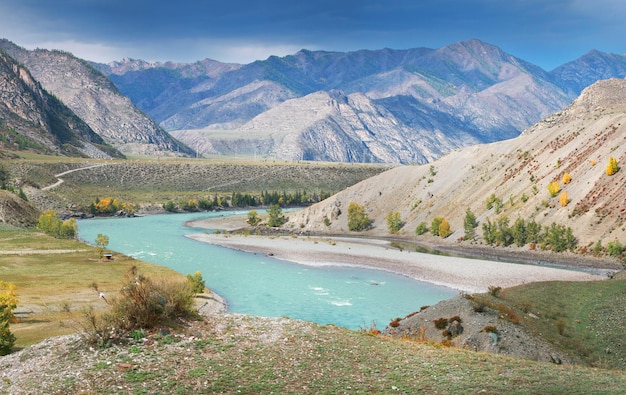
606;240;625;257
488;286;502;297
433;317;449;330
562;172;572;184
267;204;286;227
547;181;561;197
463;208;478;239
347;202;372;231
430;217;444;236
37;210;76;239
247;210;261;226
0;281;18;356
386;211;403;234
485;194;503;213
109;267;196;331
415;222;428;235
81;267;198;346
605;156;619;176
559;191;570;207
163;200;176;212
186;271;206;293
541;223;577;252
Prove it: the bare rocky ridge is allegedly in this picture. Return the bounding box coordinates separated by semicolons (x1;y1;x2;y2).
0;40;193;157
0;50;120;158
284;77;626;248
104;40;626;163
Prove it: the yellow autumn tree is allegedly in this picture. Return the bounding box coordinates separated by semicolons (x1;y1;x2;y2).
0;281;18;356
606;156;619;176
559;191;570;207
562;172;572;184
547;181;561;197
438;219;452;238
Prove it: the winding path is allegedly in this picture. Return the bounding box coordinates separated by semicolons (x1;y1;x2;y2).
41;163;108;191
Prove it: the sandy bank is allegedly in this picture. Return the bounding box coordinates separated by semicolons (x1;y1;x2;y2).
185;233;605;293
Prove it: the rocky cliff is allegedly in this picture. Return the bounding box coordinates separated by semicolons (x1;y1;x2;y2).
0;40;193;157
0;50;122;158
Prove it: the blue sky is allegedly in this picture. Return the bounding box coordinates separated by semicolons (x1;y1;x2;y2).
1;0;625;70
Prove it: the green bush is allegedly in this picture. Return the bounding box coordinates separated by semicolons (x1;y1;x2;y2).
463;208;478;239
386;211;403;234
247;210;261;226
606;240;625;257
186;271;206;294
415;222;428;235
430;217;444;236
267;204;286;227
0;304;16;356
348;202;372;231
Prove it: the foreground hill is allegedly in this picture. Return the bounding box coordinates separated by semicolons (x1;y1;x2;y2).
0;39;193;157
102;40;626;163
285;78;626;249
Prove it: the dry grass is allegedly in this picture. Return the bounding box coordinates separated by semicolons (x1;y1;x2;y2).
0;228;184;348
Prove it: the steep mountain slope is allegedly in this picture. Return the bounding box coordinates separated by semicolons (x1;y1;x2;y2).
101;39;626;163
285;78;626;248
172;90;473;163
0;50;122;158
550;50;626;96
0;40;193;157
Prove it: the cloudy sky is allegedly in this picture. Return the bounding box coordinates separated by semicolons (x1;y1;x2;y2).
1;0;624;70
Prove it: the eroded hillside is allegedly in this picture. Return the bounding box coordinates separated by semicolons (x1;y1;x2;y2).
286;78;626;248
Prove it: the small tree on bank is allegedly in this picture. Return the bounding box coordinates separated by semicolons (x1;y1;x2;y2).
386;211;403;234
247;210;261;226
267;204;286;227
95;233;109;258
347;202;372;231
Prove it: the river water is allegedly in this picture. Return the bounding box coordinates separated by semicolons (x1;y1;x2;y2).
77;211;457;330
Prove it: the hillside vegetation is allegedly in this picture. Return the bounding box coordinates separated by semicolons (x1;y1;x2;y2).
287;78;626;252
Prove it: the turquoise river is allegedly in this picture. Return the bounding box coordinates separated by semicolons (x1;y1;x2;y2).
77;211;457;330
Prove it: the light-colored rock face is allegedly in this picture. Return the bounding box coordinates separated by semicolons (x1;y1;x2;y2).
0;40;192;157
0;50;118;158
158;40;624;164
285;78;626;246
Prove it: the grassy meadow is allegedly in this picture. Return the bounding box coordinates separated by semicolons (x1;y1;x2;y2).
0;227;184;347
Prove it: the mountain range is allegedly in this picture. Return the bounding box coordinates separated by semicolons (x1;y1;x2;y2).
97;39;626;163
1;38;626;162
